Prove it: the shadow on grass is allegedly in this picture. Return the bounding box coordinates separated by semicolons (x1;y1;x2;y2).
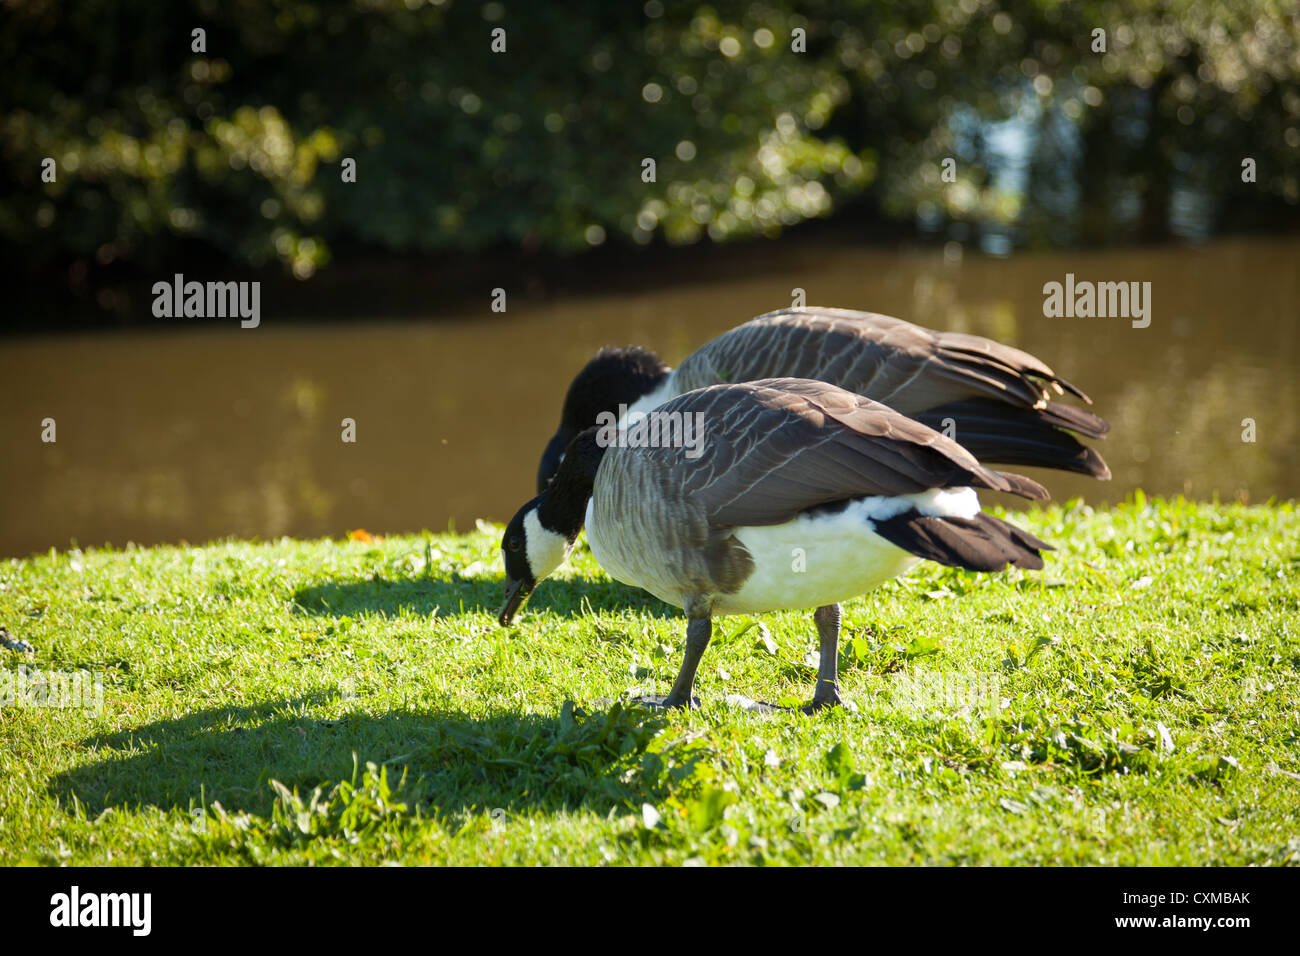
291;572;678;620
50;695;685;823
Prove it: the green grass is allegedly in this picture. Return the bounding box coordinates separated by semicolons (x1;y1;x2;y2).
1;495;1297;866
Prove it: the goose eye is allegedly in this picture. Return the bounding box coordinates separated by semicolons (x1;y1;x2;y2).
506;537;523;553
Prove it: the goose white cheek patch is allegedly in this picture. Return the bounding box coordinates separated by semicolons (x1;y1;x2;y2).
523;510;572;579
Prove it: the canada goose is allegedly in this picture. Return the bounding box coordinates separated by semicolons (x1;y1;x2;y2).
502;378;1053;711
536;307;1110;493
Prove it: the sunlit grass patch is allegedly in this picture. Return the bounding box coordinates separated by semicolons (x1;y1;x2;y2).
1;497;1296;865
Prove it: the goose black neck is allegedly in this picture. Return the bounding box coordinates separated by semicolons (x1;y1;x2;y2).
538;347;669;494
537;427;607;540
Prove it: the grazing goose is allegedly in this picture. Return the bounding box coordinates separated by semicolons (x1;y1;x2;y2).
502;378;1053;712
536;307;1110;493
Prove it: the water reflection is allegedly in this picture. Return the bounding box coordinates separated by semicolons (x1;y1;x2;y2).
2;235;1296;558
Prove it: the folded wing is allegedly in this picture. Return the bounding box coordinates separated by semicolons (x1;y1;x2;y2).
635;378;1048;528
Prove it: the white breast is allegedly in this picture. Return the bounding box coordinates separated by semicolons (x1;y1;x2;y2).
585;496;660;599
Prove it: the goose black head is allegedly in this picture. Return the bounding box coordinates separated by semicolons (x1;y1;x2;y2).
498;496;574;627
504;428;608;626
537;346;670;492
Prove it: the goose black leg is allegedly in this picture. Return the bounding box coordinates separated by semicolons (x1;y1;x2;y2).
635;616;711;710
805;603;843;712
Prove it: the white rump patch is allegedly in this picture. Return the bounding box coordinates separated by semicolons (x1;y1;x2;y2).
885;486;980;521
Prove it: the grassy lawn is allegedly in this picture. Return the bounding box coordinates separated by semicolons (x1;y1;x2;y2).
1;495;1297;866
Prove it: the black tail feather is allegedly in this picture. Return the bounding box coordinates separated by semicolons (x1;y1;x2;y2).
873;511;1054;573
917;399;1111;480
1037;401;1110;439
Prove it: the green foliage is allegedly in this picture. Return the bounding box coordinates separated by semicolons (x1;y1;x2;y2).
3;1;1296;280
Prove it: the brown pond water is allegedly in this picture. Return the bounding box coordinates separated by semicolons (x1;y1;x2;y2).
2;235;1297;559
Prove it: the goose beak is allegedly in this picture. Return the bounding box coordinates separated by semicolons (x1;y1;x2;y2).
498;578;531;627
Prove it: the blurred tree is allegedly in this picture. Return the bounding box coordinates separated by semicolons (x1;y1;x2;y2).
1;0;1296;285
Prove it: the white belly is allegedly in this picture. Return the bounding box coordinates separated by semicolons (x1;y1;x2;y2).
585;487;980;615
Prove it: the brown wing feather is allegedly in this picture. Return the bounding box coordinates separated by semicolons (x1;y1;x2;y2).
671;307;1096;417
634;378;1046;529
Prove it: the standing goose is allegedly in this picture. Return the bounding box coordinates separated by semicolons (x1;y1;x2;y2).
536;307;1110;493
502;378;1053;712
